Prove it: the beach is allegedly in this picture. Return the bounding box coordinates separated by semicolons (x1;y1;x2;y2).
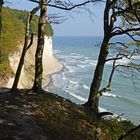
6;36;63;89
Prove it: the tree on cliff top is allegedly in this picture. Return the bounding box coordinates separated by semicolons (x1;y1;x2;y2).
31;0;47;92
84;0;140;116
29;0;101;92
11;6;40;91
0;0;4;63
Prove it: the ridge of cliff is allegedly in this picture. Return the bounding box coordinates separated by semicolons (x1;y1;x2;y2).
6;36;63;89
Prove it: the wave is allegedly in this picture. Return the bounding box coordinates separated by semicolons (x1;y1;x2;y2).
70;52;77;55
131;55;140;60
99;107;108;112
77;64;91;68
116;57;130;65
106;61;113;65
69;80;79;85
102;92;121;98
51;73;69;88
85;59;97;66
106;57;130;65
65;65;77;73
54;49;61;54
83;84;90;90
119;96;140;107
70;55;83;59
65;90;88;102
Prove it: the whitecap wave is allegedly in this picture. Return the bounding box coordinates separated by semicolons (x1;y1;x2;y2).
65;65;77;73
106;57;130;65
65;90;88;102
102;92;121;98
131;55;140;60
52;74;69;88
83;84;90;90
70;55;83;59
116;57;130;65
99;107;108;112
69;80;79;85
77;64;91;68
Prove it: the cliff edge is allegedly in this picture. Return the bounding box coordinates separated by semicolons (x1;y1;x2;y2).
6;36;63;89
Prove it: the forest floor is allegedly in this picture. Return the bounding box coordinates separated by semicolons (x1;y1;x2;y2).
0;88;140;140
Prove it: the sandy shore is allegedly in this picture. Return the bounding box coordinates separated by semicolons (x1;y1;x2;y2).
6;36;63;89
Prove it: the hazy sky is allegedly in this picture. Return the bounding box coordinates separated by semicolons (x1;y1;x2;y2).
5;0;104;36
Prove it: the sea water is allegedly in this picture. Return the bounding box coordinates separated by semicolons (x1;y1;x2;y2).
46;36;140;124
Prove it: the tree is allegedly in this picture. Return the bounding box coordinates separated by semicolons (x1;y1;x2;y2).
0;0;4;63
11;6;40;91
29;0;99;92
84;0;140;116
31;0;47;92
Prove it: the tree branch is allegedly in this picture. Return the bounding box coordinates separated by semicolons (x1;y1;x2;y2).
48;0;99;11
27;34;34;50
30;5;41;22
106;56;124;62
28;0;40;4
109;42;129;48
111;27;140;37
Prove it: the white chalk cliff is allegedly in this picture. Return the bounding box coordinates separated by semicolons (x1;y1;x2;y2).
6;36;63;89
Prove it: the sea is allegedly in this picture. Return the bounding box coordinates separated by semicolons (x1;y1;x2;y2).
46;36;140;124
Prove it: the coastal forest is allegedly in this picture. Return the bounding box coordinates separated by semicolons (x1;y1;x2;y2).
0;6;53;78
0;0;140;140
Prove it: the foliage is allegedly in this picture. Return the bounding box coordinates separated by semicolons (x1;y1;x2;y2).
0;7;53;76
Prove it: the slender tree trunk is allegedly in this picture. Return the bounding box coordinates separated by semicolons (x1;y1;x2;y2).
85;37;110;115
84;0;112;116
32;0;47;92
11;12;30;91
11;5;40;91
0;0;4;63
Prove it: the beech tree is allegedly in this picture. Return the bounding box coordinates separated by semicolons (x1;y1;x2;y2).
0;0;4;63
11;6;40;91
84;0;140;116
29;0;100;92
31;0;47;92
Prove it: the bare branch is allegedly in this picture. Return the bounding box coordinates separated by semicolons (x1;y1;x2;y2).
106;56;124;62
28;0;40;4
30;5;40;22
27;34;34;50
48;0;99;11
99;48;140;95
109;42;129;48
111;26;140;37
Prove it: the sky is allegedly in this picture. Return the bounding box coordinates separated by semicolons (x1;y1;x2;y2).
5;0;104;36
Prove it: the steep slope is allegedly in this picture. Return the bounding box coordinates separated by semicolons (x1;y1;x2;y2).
0;7;53;86
6;35;63;89
0;7;53;87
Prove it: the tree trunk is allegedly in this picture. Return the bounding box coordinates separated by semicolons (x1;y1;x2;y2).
11;12;31;91
85;37;110;115
32;0;47;92
84;0;112;116
0;0;4;63
11;6;40;91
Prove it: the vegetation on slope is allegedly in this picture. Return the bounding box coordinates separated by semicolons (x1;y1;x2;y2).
0;7;53;78
0;89;140;140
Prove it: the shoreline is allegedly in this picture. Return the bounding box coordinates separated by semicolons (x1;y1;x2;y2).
43;56;64;90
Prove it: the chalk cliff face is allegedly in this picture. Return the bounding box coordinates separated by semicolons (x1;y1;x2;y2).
6;36;63;89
